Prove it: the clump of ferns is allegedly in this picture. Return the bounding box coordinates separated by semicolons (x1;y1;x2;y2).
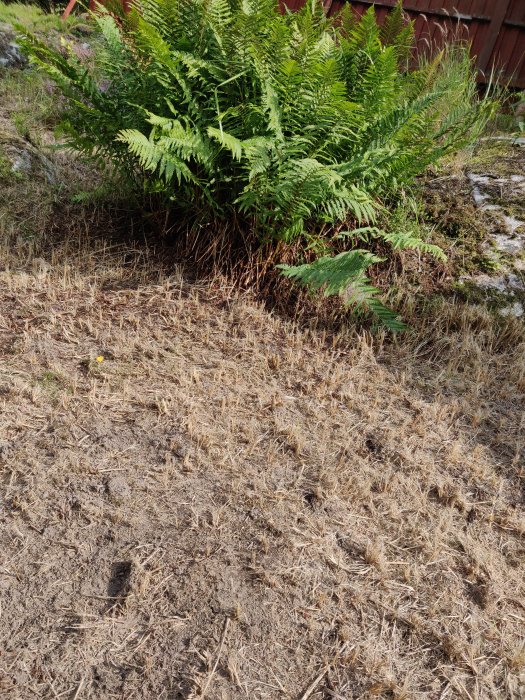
21;0;497;328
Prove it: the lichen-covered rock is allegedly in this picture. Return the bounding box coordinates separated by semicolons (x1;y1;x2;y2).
0;130;56;184
0;23;27;69
499;301;524;318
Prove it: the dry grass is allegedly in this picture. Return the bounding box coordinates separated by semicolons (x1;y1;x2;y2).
0;210;524;699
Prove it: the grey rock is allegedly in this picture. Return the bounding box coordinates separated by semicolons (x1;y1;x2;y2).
467;173;491;186
0;134;57;185
10;148;32;175
472;186;490;207
506;273;525;291
501;214;525;236
0;24;27;69
472;274;509;293
499;302;524;318
472;272;525;294
492;233;524;254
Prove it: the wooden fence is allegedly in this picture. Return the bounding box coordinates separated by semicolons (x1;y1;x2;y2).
284;1;525;89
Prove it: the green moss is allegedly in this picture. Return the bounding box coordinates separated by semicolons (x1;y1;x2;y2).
454;280;509;309
490;200;525;223
0;150;12;180
36;370;71;395
469;140;525;179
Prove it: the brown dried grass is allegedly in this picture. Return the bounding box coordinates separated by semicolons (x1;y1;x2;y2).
0;202;524;699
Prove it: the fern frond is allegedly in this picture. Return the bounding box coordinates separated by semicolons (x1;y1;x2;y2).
379;1;414;65
207;126;244;161
117;129;162;171
379;231;447;260
278;249;380;296
278;250;405;330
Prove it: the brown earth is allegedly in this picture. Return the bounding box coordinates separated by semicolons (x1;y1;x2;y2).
1;217;524;699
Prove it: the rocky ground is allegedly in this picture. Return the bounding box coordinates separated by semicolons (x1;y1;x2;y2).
420;136;525;318
464;140;525;317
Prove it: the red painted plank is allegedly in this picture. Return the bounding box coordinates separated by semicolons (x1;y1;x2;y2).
61;0;77;20
506;0;525;24
492;27;520;82
509;28;525;84
427;1;447;50
468;1;491;64
469;0;511;73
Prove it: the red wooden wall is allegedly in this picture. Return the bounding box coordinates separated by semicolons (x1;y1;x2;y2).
284;1;525;88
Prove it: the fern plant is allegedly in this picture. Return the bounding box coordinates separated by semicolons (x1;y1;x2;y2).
20;0;496;328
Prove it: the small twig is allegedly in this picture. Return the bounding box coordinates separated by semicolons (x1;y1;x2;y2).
72;675;85;700
200;617;230;697
42;667;60;700
299;642;350;700
299;664;330;700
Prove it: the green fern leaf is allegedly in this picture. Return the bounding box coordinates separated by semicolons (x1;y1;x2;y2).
278;250;405;330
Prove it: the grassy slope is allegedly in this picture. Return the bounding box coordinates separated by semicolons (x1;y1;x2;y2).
1;9;524;699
